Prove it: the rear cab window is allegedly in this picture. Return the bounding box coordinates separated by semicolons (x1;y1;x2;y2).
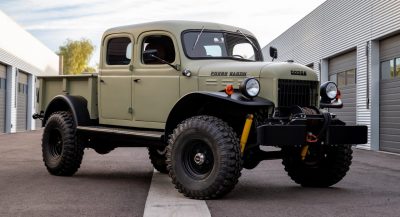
106;37;132;65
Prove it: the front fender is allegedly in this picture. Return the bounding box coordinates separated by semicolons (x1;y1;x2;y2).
165;91;274;139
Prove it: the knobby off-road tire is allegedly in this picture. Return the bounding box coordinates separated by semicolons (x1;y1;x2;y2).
148;147;168;174
282;144;353;187
42;111;84;176
167;115;242;199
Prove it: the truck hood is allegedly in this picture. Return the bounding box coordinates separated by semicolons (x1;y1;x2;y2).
194;60;318;80
191;60;319;105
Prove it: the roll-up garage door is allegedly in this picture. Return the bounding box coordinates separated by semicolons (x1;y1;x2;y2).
0;64;6;133
328;50;357;125
17;70;28;132
380;34;400;153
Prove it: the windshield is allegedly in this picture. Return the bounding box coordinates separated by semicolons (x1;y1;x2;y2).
182;30;263;61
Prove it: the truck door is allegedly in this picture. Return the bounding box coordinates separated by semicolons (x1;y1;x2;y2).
99;33;134;124
133;32;180;124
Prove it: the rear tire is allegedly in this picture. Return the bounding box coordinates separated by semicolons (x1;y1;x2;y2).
148;147;168;174
167;115;242;199
282;144;352;187
42;111;84;176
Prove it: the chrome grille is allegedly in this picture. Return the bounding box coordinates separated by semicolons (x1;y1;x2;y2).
278;79;319;107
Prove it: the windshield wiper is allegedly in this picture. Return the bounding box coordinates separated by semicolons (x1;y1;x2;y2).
237;29;259;51
192;26;205;50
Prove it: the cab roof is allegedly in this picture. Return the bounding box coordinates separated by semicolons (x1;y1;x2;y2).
103;20;255;39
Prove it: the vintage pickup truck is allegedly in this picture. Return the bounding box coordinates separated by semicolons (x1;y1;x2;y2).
34;20;367;199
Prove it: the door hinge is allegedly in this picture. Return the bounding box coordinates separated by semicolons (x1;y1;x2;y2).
128;107;133;114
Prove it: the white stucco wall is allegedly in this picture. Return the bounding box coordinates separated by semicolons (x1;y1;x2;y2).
0;10;58;76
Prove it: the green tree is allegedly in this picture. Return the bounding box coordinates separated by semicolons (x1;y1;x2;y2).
58;38;95;74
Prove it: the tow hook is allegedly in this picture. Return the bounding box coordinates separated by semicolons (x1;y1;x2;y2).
300;112;331;161
301;132;318;160
240;114;254;154
306;132;318;143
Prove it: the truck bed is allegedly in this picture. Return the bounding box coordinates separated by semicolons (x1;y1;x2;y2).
37;74;98;119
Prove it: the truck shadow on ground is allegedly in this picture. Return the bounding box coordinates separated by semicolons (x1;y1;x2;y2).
226;182;355;201
72;170;153;182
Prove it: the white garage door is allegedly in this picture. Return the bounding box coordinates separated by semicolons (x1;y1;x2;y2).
328;50;357;125
0;64;6;133
380;34;400;153
17;71;28;132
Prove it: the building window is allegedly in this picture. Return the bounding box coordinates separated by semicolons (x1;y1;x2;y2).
381;59;396;80
346;69;356;85
337;72;346;87
329;69;356;88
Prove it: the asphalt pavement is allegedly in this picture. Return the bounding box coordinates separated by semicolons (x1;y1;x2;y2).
0;130;153;217
1;130;400;217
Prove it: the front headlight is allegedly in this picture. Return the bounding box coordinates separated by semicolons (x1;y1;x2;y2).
320;81;338;101
240;77;260;98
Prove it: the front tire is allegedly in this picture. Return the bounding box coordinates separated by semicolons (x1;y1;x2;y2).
42;111;84;176
167;116;242;199
282;144;352;187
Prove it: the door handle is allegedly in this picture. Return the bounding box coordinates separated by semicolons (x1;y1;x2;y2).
134;79;141;83
100;79;105;83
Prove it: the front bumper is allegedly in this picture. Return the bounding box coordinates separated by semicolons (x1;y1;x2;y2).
257;124;368;146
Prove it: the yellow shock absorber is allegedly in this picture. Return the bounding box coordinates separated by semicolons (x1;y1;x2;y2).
301;145;309;160
240;114;254;153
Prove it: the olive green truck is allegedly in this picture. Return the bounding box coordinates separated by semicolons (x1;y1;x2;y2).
33;21;367;199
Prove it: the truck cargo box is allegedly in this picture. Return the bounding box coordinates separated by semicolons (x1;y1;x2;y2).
37;74;98;119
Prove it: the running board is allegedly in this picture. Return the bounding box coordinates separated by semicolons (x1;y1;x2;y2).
76;126;165;147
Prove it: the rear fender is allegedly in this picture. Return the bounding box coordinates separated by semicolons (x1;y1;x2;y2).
43;95;91;127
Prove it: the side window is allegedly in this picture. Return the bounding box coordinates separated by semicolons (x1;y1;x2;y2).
142;35;175;64
106;37;132;65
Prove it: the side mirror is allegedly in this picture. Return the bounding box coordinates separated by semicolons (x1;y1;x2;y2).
143;49;158;62
269;46;278;59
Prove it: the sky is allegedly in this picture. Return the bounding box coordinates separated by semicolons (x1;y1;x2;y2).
0;0;326;67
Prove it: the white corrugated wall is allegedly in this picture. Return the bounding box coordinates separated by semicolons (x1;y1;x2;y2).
262;0;400;150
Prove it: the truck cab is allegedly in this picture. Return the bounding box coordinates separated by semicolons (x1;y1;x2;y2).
97;21;265;128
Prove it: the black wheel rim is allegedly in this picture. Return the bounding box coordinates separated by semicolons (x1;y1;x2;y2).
182;139;214;180
48;129;63;158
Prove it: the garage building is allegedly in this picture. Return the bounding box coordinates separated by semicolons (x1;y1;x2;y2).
263;0;400;153
0;10;58;134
